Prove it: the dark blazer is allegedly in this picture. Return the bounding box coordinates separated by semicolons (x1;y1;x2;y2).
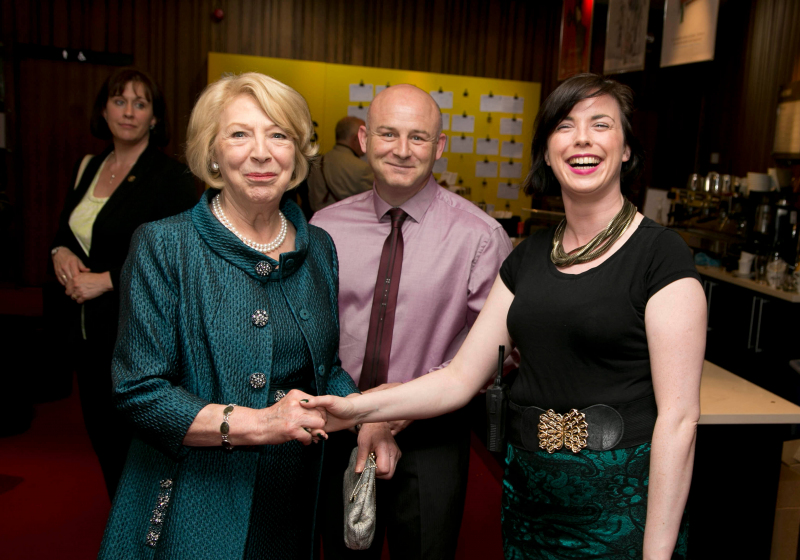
51;143;198;345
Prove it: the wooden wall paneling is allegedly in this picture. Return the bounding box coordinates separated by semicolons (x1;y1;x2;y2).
18;58;111;284
476;0;493;78
427;0;447;75
506;2;527;82
411;0;430;74
88;0;106;52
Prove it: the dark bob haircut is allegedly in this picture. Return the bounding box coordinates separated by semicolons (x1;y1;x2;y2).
89;67;170;147
523;73;644;196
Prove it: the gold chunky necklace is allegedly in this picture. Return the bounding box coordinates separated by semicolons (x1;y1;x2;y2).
550;198;637;267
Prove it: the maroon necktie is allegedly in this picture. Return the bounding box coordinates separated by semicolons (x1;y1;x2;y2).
359;208;408;391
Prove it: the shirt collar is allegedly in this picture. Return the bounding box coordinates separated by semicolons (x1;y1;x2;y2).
372;174;438;224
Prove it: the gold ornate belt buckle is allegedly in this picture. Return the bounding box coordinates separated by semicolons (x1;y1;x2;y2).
537;409;588;453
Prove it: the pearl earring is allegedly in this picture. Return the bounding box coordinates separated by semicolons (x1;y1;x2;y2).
211;162;219;172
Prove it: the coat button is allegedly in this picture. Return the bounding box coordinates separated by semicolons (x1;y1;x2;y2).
249;372;266;389
255;261;273;277
317;365;324;375
274;389;286;402
285;258;295;268
251;309;269;327
299;309;311;320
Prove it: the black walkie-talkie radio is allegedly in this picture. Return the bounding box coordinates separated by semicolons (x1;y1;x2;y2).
486;345;508;453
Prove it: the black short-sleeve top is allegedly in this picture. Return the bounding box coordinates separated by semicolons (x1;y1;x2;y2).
499;217;700;411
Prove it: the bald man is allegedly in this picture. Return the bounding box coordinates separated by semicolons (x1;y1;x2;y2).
308;116;374;212
311;85;512;559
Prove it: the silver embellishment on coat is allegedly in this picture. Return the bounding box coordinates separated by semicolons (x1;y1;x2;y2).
251;309;269;327
145;479;174;547
255;261;273;277
250;372;267;389
274;389;286;402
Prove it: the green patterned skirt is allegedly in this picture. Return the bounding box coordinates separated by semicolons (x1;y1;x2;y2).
502;443;688;560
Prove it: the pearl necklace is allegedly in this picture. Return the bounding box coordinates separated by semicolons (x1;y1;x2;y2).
212;194;287;254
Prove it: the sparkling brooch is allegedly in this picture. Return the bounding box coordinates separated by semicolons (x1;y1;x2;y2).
251;309;269;327
145;479;173;547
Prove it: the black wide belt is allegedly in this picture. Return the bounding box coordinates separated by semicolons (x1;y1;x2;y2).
507;393;657;453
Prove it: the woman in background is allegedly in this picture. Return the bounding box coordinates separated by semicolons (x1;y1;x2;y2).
304;73;706;560
50;67;197;498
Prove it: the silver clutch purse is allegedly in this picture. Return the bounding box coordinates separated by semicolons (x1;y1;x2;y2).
343;447;377;550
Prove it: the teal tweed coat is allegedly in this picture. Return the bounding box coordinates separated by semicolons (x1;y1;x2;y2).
99;190;358;559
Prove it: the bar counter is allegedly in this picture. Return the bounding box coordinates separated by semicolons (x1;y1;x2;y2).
700;361;800;424
697;264;800;303
693;361;800;558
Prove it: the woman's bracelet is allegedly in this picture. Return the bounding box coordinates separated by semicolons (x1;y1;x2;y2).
221;404;236;451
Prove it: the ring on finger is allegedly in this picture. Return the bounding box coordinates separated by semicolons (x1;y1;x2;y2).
61;274;67;281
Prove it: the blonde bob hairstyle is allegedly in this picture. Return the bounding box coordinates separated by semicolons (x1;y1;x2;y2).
186;72;317;190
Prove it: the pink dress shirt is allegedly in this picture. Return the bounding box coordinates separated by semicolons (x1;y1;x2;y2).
311;175;513;385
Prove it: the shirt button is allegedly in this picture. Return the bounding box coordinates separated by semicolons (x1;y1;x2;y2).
249;372;266;389
251;309;269;327
299;309;311;320
255;261;273;277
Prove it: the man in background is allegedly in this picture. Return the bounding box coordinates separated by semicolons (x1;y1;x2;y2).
308;115;373;212
311;85;512;559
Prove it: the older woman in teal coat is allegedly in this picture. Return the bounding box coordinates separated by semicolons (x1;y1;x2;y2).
99;73;399;559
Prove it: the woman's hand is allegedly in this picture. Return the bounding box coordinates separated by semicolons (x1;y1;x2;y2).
65;271;113;304
301;394;361;433
249;389;329;446
52;247;89;286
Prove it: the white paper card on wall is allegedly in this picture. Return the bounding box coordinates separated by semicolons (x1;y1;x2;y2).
441;113;451;131
501;141;524;159
433;158;449;174
476;138;499;156
497;182;520;200
450;136;473;153
347;105;369;120
440;170;458;186
500;161;523;178
500;118;523;136
349;84;374;102
480;95;504;113
429;90;454;109
451;114;475;133
476;161;498;178
505;96;524;113
375;85;388;94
